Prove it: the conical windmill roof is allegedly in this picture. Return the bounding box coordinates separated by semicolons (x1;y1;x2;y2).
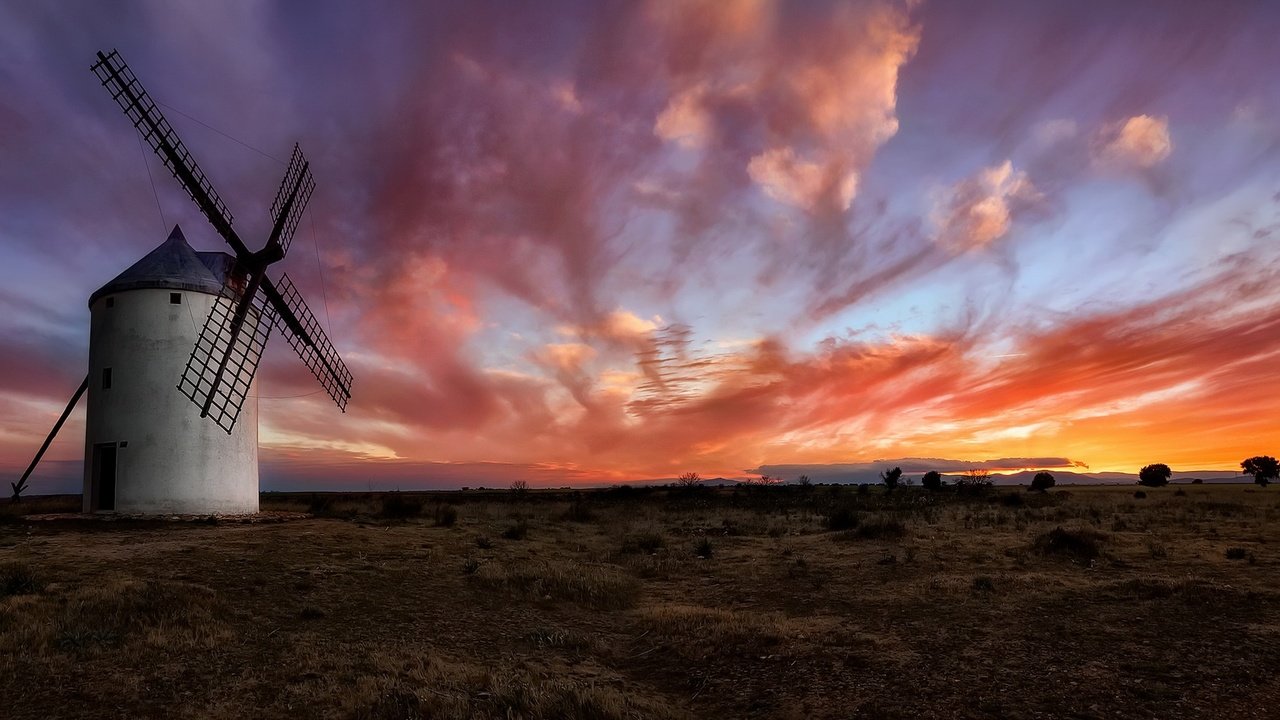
88;225;232;306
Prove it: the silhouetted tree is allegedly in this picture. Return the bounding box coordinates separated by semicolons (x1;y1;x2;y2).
1030;472;1055;493
509;479;530;495
956;469;993;495
10;477;28;503
881;467;903;490
675;472;702;488
921;470;943;491
1241;456;1279;487
1137;464;1171;488
796;474;812;488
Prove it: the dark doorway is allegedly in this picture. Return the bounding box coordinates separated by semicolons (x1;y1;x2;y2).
92;443;117;511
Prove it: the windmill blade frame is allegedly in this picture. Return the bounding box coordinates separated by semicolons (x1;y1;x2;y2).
178;288;277;434
268;143;316;259
91;50;248;256
265;273;352;411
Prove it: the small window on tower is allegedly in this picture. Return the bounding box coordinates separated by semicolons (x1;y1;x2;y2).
170;293;182;305
105;297;114;308
102;367;112;390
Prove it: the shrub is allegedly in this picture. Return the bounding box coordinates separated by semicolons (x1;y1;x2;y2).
1225;547;1249;561
921;470;943;491
826;506;859;532
0;563;41;596
562;498;594;522
501;520;529;540
1191;478;1203;484
832;518;907;542
972;576;995;593
1138;463;1172;487
433;503;458;527
1173;489;1187;497
1133;490;1147;499
694;537;713;558
956;469;994;495
620;532;665;554
299;605;326;620
881;467;903;490
675;472;702;489
378;492;424;519
1030;472;1055;493
1032;527;1105;562
509;480;530;495
475;535;494;549
852;517;907;540
999;492;1025;508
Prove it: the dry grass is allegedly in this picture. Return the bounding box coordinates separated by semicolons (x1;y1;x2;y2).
2;484;1279;718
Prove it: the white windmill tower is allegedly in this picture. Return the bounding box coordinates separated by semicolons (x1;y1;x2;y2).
14;50;353;515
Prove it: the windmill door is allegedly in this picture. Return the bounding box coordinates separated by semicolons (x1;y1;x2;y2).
92;443;117;511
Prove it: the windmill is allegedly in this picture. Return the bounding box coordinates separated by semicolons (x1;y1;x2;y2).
13;49;352;514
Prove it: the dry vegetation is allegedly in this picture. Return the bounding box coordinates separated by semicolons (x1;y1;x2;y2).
2;484;1280;718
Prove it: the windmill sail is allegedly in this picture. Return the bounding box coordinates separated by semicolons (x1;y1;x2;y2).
91;51;244;253
267;273;352;411
178;288;277;434
268;144;315;258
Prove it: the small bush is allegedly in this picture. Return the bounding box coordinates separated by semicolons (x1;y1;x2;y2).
834;517;908;541
1133;490;1147;499
475;535;494;549
972;576;995;593
462;557;481;575
433;504;458;527
502;520;529;540
998;492;1025;508
620;532;665;554
1147;539;1168;560
562;499;594;522
378;493;424;519
0;563;41;596
1033;526;1106;562
856;517;907;540
1225;547;1249;561
1174;489;1187;497
299;605;326;620
694;537;713;558
826;507;859;531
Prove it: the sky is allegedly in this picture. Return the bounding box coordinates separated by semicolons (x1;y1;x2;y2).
1;0;1278;491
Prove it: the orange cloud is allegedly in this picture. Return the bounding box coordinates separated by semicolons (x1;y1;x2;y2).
1093;114;1173;170
650;0;920;213
932;160;1042;252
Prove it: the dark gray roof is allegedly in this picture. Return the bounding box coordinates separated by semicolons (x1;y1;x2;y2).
89;225;236;306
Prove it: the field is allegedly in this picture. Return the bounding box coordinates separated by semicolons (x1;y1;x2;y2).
2;483;1279;719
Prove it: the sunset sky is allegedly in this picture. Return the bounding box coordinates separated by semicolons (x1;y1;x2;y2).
2;1;1278;490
